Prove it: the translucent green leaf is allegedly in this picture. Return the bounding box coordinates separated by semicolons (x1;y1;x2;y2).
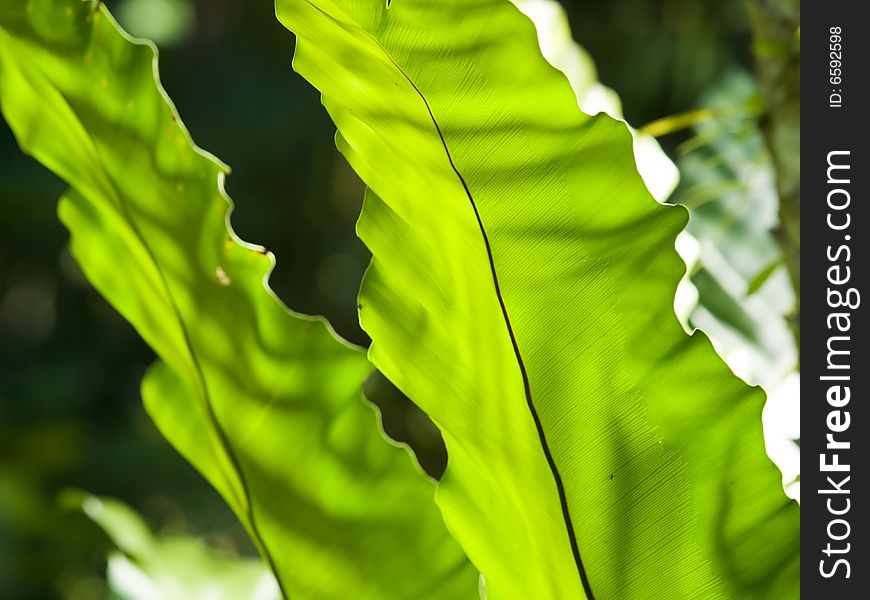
0;2;476;598
275;0;799;598
514;0;680;205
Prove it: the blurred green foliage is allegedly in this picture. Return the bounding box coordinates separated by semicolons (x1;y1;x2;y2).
58;491;279;600
677;70;794;377
0;0;791;597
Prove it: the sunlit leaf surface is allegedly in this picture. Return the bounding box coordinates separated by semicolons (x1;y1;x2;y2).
0;2;476;598
514;0;680;204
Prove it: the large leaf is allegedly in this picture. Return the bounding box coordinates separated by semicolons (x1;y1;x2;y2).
276;0;799;598
513;0;679;205
0;2;477;598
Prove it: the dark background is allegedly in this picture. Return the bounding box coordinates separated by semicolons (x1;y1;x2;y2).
802;1;867;597
0;0;766;597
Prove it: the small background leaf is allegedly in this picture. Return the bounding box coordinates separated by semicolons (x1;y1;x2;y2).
60;490;280;600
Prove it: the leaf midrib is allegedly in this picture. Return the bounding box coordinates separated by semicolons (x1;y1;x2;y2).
362;25;596;600
98;129;292;600
0;19;291;599
93;136;292;600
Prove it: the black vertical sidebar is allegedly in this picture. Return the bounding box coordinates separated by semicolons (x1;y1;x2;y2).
803;3;868;598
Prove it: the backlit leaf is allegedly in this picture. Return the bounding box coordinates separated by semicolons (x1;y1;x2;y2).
275;0;799;597
0;2;477;598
